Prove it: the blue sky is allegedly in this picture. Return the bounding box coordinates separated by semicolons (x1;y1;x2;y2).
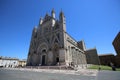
0;0;120;59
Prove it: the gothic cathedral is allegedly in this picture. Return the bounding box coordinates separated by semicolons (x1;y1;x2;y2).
27;9;87;66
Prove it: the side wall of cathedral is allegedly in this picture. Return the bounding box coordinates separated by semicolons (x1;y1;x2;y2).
64;33;87;66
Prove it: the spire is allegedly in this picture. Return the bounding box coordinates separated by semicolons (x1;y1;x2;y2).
46;13;49;16
39;17;43;25
59;10;65;23
51;8;55;18
60;9;64;17
33;26;37;32
51;8;55;14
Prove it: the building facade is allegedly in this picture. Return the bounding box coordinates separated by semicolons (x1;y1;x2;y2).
85;48;100;65
0;56;19;68
77;41;100;65
99;54;115;66
27;10;101;67
27;10;87;66
112;31;120;67
18;59;26;67
98;32;120;67
113;32;120;56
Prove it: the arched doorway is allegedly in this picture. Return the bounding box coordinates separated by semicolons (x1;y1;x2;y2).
56;57;59;62
42;55;46;65
41;49;47;66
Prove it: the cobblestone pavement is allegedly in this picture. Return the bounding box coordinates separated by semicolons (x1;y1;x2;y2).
3;68;98;76
96;70;120;80
0;68;120;80
0;68;97;80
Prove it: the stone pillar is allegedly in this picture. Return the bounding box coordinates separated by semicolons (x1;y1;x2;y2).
71;47;74;63
69;47;72;62
80;52;83;67
32;54;39;66
75;49;78;65
79;52;81;64
59;48;66;65
66;47;70;66
68;46;70;63
47;51;53;65
81;53;83;64
83;54;87;64
39;55;42;65
77;50;79;65
72;48;74;65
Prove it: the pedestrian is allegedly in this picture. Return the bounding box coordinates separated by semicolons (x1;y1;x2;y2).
112;66;116;71
98;66;101;71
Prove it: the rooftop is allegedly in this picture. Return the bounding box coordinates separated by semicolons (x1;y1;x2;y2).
98;53;114;56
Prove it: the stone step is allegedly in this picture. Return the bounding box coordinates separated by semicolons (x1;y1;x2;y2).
25;66;74;70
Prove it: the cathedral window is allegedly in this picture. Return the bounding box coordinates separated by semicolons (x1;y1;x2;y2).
34;51;36;54
46;37;49;43
34;33;37;38
57;33;60;40
42;49;46;53
55;24;59;30
44;27;50;33
55;39;58;43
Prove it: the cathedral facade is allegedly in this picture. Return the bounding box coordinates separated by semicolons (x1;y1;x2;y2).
27;10;87;66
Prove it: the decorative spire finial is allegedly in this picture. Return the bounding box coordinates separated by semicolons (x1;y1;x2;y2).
51;8;55;18
52;8;55;13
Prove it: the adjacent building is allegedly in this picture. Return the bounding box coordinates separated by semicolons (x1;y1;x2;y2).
112;31;120;67
85;48;100;65
99;54;115;66
0;56;19;68
27;9;100;67
77;41;100;65
112;32;120;56
18;59;27;67
98;32;120;67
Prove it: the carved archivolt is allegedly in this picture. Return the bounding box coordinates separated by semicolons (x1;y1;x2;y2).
37;42;48;54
